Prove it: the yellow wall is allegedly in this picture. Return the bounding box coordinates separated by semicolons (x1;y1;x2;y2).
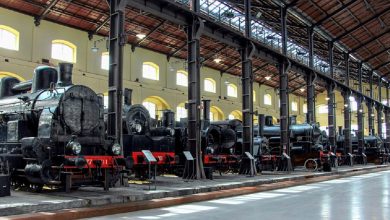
0;7;387;126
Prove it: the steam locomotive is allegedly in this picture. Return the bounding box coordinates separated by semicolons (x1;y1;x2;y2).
336;127;386;164
0;63;125;191
119;91;178;177
258;115;331;169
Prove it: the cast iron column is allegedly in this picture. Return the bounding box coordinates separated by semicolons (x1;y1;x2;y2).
241;0;254;156
378;77;383;138
280;6;290;156
386;108;390;152
107;0;125;152
368;72;374;135
306;72;315;124
327;83;336;150
306;28;316;124
327;41;336;149
186;0;205;179
357;63;364;154
343;91;352;154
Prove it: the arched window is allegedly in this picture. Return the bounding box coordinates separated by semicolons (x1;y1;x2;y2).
227;83;237;97
253;90;256;102
228;110;242;120
142;62;159;80
264;94;272;105
303;103;307;114
291;101;298;112
176;102;187;121
101;52;109;70
51;40;77;63
176;70;188;87
0;25;19;51
0;72;25;81
204;78;216;93
317;104;328;114
210;106;224;121
349;96;358;112
142;96;170;119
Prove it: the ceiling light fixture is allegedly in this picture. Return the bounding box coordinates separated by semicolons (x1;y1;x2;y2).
265;76;271;80
300;88;305;92
136;33;146;39
214;58;222;63
325;97;330;101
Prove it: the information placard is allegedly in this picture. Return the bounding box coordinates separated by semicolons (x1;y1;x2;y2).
183;151;194;161
142;150;157;162
245;151;254;160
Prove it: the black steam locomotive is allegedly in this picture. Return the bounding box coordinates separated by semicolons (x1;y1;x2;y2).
260;115;330;168
0;63;124;191
336;127;386;164
119;91;178;177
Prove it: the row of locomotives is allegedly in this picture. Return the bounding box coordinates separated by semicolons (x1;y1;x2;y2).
120;90;178;178
335;126;387;165
0;63;126;192
256;115;334;172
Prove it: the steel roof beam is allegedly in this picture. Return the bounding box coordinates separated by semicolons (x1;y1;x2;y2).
127;0;387;108
34;0;60;26
131;20;165;51
363;47;390;63
332;6;390;42
349;30;389;54
312;0;356;28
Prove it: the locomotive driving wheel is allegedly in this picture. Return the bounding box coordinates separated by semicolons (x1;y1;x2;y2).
304;158;318;172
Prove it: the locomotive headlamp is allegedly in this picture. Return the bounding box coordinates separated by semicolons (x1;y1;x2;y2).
67;140;82;155
131;122;143;134
112;143;122;155
168;127;175;136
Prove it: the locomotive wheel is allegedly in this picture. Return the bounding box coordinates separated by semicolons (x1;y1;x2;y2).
304;158;318;172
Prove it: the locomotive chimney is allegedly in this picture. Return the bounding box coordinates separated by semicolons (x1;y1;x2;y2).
265;116;273;126
202;99;211;129
162;110;175;128
289;115;297;125
124;88;132;106
338;126;343;136
57;62;73;87
258;114;265;137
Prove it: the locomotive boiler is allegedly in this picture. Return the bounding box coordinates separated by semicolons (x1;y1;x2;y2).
0;63;124;191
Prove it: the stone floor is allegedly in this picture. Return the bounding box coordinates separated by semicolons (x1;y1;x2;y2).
0;164;387;216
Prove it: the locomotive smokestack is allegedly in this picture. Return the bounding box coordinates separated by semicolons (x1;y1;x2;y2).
124;88;132;106
57;63;73;87
162;110;175;128
265;116;273;126
202;99;211;129
258;114;265;137
289;115;297;125
338;126;343;136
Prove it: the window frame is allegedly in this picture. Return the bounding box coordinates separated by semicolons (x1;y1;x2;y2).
176;70;188;87
51;39;77;63
176;104;187;121
264;93;272;106
142;62;160;81
227;83;238;98
0;25;19;51
204;78;216;93
101;52;109;70
291;101;298;112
